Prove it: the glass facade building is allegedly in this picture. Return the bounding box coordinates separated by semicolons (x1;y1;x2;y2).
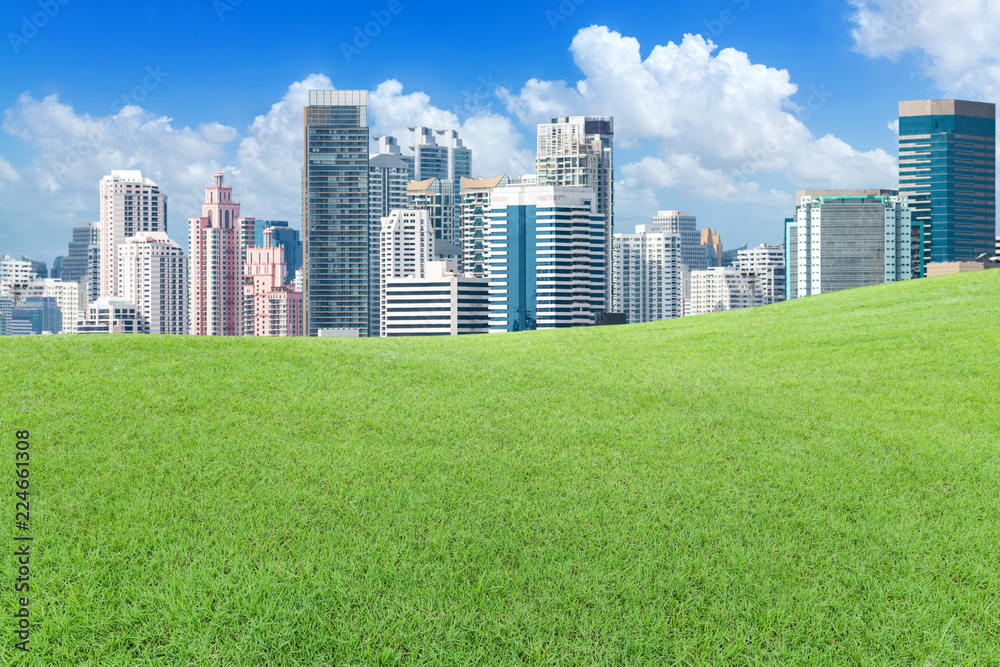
786;190;913;299
303;90;370;337
487;186;606;332
899;99;996;272
253;221;302;280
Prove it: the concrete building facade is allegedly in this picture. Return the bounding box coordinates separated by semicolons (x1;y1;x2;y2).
613;226;683;324
383;261;489;337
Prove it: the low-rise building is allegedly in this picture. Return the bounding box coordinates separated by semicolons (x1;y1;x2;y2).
383;261;489;337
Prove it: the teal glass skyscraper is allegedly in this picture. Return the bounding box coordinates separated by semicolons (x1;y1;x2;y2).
899;100;996;273
303;90;370;336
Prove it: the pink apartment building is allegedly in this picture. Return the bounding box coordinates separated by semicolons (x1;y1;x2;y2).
188;173;255;336
243;227;303;337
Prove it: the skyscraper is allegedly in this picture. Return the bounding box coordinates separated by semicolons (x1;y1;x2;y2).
118;232;188;335
379;209;434;337
734;243;786;306
899;100;996;272
188;173;253;336
98;171;167;298
244;227;303;337
613;225;683;324
536;116;614;302
786;190;913;299
369;147;410;337
486;185;606;332
303;90;370;337
649;211;706;271
460;176;517;278
253;221;302;278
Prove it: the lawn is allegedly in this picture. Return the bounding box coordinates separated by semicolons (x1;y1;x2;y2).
1;271;999;665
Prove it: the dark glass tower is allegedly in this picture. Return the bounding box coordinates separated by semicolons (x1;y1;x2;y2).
303;90;370;336
899;100;996;273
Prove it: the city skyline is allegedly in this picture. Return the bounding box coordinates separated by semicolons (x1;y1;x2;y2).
3;0;999;265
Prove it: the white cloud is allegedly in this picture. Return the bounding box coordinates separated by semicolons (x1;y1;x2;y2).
500;27;897;204
369;80;534;178
888;119;900;135
849;0;1000;100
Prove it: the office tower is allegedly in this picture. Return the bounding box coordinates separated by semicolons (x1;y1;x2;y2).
369;147;411;337
460;176;520;278
118;232;188;335
648;211;706;271
50;257;63;280
244;227;303;337
486;185;606;332
701;228;724;268
410;127;471;241
785;190;913;299
58;222;99;284
379;209;434;337
303;90;370;337
687;268;761;316
20;256;47;280
188;173;253;336
899;100;996;273
383;261;489;337
18;296;62;334
613;225;683;324
78;297;147;334
253;221;303;279
22;279;80;333
734;243;786;306
407;178;456;244
721;243;748;268
537;116;614;302
374;135;415;180
98;171;167;298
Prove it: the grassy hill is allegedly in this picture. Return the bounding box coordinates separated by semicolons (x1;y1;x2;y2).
2;271;999;665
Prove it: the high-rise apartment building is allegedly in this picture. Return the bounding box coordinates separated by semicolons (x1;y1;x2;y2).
383;261;489;337
486;185;606;332
613;225;683;324
649;211;706;272
188;173;253;336
373;135;415;179
379;209;434;337
734;243;786;306
687;268;761;316
785;190;913;299
22;279;80;334
244;227;303;337
303;90;370;337
369;148;410;337
899;100;996;272
537;116;614;303
98;171;167;298
410;127;471;243
252;221;302;278
118;232;188;335
460;176;521;279
407;177;456;245
0;255;34;299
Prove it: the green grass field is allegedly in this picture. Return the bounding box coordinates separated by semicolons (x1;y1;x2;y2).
2;271;999;665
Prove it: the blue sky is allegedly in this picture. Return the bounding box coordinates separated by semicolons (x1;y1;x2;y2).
0;0;995;264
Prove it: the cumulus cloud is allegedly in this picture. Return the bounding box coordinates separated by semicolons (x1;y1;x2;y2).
849;0;1000;100
369;80;534;178
500;27;897;204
